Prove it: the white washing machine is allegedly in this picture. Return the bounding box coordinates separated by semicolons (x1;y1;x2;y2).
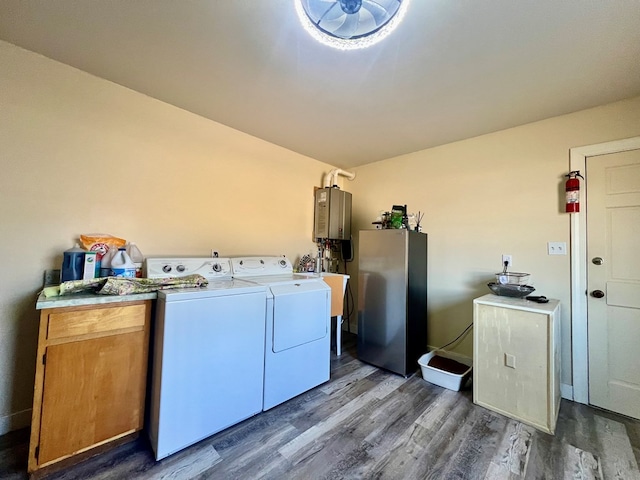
231;256;331;410
146;257;267;460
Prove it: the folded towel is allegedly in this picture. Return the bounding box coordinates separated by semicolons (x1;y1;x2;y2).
56;274;209;296
42;286;61;298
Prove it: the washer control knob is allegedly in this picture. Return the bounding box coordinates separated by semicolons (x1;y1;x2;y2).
176;265;186;273
162;265;172;273
279;259;287;267
212;263;222;273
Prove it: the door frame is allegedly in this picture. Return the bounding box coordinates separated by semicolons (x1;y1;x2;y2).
570;136;640;404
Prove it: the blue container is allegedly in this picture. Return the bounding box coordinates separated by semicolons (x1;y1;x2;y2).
61;244;85;282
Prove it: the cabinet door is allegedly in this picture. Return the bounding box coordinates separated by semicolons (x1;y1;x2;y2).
38;331;146;465
474;305;550;430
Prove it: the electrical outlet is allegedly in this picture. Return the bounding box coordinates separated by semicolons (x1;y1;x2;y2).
502;254;512;268
548;242;567;255
211;250;219;258
44;269;60;286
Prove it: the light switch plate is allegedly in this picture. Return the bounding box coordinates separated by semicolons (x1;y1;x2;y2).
548;242;567;255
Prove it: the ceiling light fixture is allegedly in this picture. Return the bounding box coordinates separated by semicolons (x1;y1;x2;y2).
295;0;411;50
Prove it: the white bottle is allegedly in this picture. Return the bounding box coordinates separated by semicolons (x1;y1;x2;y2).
100;246;117;277
111;248;136;278
126;242;144;278
315;248;323;274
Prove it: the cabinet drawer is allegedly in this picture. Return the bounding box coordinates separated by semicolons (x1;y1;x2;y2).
47;304;146;340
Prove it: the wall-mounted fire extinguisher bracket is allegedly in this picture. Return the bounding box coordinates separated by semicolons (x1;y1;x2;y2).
565;170;584;213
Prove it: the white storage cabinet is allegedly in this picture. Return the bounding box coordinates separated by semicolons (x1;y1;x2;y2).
473;294;561;434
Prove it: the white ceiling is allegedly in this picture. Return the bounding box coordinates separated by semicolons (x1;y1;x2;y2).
1;1;639;169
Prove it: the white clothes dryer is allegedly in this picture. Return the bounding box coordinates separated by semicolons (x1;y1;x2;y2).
146;257;267;460
231;256;331;410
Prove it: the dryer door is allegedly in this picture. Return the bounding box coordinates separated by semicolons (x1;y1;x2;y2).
271;282;329;352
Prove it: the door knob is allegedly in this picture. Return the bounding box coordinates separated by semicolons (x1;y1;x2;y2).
591;290;605;298
592;257;604;265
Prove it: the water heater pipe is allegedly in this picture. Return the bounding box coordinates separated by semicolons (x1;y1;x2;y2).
323;169;356;188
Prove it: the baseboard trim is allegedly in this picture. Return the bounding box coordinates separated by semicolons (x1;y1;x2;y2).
0;408;31;436
561;383;574;401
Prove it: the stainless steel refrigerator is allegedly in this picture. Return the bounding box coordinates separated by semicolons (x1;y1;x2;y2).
357;229;427;376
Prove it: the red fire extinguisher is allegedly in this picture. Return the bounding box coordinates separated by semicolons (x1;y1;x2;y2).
565;170;584;213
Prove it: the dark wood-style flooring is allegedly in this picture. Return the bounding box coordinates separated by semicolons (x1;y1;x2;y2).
2;333;639;479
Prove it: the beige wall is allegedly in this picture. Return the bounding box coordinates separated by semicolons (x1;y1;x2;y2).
349;95;640;387
0;41;333;433
2;37;640;434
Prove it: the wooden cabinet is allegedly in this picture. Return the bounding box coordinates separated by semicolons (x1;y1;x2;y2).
29;300;151;475
473;294;560;434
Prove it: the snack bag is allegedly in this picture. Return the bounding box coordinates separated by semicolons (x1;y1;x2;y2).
80;234;127;261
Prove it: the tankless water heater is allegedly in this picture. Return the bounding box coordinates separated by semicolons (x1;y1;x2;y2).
314;187;352;240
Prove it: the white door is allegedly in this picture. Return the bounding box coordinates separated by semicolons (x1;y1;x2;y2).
587;148;640;419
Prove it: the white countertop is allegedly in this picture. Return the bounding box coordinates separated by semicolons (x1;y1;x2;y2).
473;293;559;314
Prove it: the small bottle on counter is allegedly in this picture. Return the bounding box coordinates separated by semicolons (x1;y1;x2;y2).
100;246;117;277
126;242;144;278
315;247;323;273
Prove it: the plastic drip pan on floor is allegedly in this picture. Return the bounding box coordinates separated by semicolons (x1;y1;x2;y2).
418;350;472;391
